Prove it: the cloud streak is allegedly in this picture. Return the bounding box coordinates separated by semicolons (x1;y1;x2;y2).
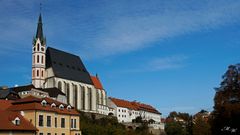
1;0;240;59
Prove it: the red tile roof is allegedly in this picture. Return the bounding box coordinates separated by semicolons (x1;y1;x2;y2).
109;97;137;110
109;97;161;114
8;96;79;115
132;102;161;114
0;110;37;131
91;76;104;90
0;100;13;110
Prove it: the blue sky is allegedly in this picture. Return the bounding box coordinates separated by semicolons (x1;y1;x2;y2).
0;0;240;116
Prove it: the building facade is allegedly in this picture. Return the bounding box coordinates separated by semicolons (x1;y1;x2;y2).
108;97;164;130
7;96;82;135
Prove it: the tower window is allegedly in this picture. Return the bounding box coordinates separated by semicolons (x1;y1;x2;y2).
37;43;40;51
42;56;44;64
33;55;35;63
41;47;44;51
37;55;39;63
37;70;39;77
33;70;35;77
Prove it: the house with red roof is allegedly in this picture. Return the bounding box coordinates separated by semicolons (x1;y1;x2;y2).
0;95;82;135
0;109;38;135
108;97;164;130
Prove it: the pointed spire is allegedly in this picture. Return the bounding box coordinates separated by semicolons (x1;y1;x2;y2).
36;14;44;40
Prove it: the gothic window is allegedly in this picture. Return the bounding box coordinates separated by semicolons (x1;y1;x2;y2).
41;47;44;51
37;55;39;63
74;85;78;109
66;83;70;104
81;86;85;110
88;87;92;111
101;91;104;105
96;90;99;105
72;84;75;107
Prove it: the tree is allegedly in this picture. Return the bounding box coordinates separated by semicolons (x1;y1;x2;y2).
165;121;187;135
211;64;240;135
193;115;211;135
165;111;192;135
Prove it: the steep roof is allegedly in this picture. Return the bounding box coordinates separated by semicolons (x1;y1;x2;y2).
109;97;137;110
9;96;79;115
91;76;104;90
36;14;44;41
0;110;37;131
46;47;93;85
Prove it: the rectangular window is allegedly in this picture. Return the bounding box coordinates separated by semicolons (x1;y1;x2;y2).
61;118;65;128
47;133;51;135
39;115;43;127
71;119;73;128
55;117;57;128
62;133;65;135
47;116;51;127
74;119;77;128
39;133;43;135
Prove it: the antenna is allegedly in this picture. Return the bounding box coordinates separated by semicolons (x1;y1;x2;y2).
40;2;42;13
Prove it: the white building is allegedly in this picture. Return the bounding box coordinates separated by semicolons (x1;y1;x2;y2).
108;97;164;130
31;14;107;113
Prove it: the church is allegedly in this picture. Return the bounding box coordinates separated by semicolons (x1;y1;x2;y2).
31;14;107;113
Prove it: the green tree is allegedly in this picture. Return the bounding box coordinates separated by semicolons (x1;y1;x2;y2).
165;121;187;135
193;115;211;135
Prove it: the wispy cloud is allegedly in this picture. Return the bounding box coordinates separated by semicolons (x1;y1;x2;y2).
80;0;240;59
1;0;240;59
129;55;188;73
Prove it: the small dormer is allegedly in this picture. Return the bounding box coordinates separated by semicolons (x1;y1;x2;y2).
51;103;56;108
67;105;71;111
59;104;64;110
12;117;20;126
41;100;47;107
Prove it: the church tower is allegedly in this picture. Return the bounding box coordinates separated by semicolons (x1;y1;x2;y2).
32;14;46;88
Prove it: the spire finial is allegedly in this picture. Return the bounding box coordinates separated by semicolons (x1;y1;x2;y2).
40;2;42;14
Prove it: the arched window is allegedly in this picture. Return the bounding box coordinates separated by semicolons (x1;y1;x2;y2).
41;56;44;64
81;86;85;110
74;85;78;109
96;90;99;105
65;83;70;104
32;70;35;77
37;70;39;77
88;88;92;111
58;81;62;90
37;55;39;63
37;43;40;51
